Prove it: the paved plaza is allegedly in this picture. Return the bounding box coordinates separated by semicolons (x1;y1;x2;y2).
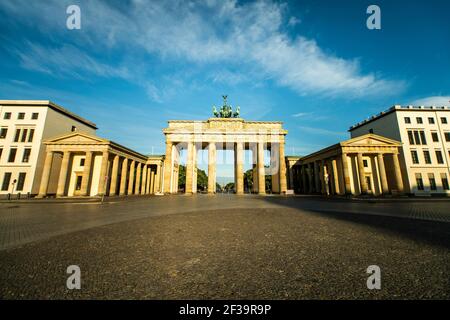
0;195;449;299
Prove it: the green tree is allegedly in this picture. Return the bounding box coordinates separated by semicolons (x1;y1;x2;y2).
177;164;208;192
224;182;235;192
244;167;272;193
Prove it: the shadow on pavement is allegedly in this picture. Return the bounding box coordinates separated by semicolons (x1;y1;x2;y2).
261;196;450;250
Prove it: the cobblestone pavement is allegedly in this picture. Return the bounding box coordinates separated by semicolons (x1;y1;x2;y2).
0;202;449;299
0;195;449;250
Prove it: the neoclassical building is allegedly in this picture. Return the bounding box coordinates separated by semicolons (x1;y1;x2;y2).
286;134;404;196
5;99;444;198
162;117;288;195
36;132;163;198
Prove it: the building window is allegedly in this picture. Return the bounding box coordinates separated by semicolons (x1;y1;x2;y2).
404;117;411;124
17;112;25;120
0;127;7;139
1;172;12;191
28;129;35;142
363;159;368;167
3;112;11;120
22;148;31;163
31;113;39;120
8;148;17;162
435;150;444;164
423;150;431;164
407;131;414;144
80;158;85;166
442;174;450;190
416;173;424;191
71;126;77;132
441;117;448;124
20;129;28;143
419;131;427;145
369;129;374;134
16;173;26;191
428;117;435;124
0;148;2;161
416;117;423;124
411;150;419;164
407;130;426;145
431;132;439;142
14;129;21;142
428;174;437;191
444;132;450;142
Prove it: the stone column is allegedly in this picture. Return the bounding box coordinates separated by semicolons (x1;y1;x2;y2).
279;142;287;194
185;142;195;194
393;153;404;193
97;151;110;196
56;151;71;197
119;158;128;195
80;151;93;196
376;153;389;194
128;160;135;195
308;163;314;193
252;144;258;193
288;164;294;190
208;142;216;194
257;142;266;194
37;151;54;198
341;153;351;195
150;169;155;194
108;154;120;196
331;158;340;195
301;165;308;194
357;153;367;194
236;141;244;195
320;160;326;194
155;164;161;193
135;162;142;195
270;145;280;193
141;165;147;194
146;165;152;194
163;141;173;193
314;161;320;193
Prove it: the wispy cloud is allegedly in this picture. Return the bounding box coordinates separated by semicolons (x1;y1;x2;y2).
0;0;406;99
410;95;450;106
292;112;311;118
297;125;346;137
16;42;130;80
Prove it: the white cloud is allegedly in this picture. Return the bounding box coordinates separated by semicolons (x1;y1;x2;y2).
288;16;301;26
410;96;450;106
1;0;405;98
292;112;310;118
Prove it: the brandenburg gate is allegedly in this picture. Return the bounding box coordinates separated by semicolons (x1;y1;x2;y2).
162;98;288;195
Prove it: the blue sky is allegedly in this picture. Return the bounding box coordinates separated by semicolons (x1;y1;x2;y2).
1;0;449;181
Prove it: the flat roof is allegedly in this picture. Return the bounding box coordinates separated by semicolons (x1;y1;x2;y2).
0;100;98;129
349;105;449;131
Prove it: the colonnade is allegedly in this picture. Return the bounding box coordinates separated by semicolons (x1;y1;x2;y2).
37;149;162;198
294;152;404;196
163;141;287;195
